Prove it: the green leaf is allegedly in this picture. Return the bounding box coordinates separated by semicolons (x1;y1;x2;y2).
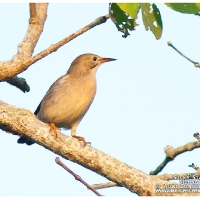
110;3;139;38
165;3;200;14
116;3;139;19
140;3;163;40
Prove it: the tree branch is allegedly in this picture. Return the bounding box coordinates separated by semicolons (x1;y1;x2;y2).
90;181;121;190
194;132;200;141
0;11;109;93
18;3;48;57
167;41;200;68
0;3;48;93
55;157;102;196
150;139;200;175
0;100;199;196
150;157;173;175
26;15;110;67
29;3;37;20
0;13;110;82
189;163;200;171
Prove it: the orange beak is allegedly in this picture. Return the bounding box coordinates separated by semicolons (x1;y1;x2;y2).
100;58;117;63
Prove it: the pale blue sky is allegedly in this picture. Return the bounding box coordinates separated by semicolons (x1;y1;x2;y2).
0;3;200;196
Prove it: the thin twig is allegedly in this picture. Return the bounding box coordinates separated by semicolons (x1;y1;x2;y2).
194;132;200;141
150;157;173;175
150;135;200;175
167;41;200;68
55;157;103;196
188;163;200;171
27;15;110;67
6;76;30;93
90;181;122;190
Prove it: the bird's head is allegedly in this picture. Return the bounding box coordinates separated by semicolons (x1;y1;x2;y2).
67;53;116;76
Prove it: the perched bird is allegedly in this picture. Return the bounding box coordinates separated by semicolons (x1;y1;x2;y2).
18;53;116;146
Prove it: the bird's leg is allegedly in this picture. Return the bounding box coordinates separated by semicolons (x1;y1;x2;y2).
71;126;91;147
47;123;61;137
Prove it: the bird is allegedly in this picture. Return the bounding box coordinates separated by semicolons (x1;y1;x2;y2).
18;53;116;146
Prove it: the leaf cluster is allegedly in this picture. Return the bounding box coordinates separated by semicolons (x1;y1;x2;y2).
110;3;200;39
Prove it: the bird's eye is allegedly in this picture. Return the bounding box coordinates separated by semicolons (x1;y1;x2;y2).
93;57;97;61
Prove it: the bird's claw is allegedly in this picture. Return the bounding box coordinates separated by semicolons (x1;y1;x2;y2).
48;123;61;137
72;135;91;147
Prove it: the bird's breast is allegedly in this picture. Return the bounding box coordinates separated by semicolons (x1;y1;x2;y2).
38;75;97;129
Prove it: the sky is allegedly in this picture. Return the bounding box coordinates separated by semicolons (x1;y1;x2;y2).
0;2;200;197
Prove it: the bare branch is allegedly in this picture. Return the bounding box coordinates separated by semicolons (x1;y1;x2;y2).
0;100;199;196
194;132;200;141
150;139;200;175
194;63;200;68
55;157;102;196
29;3;37;21
0;3;48;93
167;41;200;68
0;3;48;82
0;13;109;82
19;3;48;57
150;157;173;175
0;9;110;94
27;15;110;67
6;76;30;93
90;181;121;190
188;163;200;171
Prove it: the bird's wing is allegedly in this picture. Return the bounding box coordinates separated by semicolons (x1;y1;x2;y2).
34;101;42;115
34;74;66;115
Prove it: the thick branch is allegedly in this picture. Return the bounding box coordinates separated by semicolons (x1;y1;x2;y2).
29;3;37;21
150;141;200;175
0;11;109;93
19;3;47;57
0;13;109;82
0;100;199;196
0;3;48;82
0;3;48;93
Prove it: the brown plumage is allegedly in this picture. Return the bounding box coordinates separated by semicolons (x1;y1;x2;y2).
18;53;116;146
